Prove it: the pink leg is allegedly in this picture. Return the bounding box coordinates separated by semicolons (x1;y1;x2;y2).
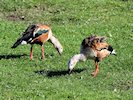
91;62;99;77
41;45;44;59
30;45;33;60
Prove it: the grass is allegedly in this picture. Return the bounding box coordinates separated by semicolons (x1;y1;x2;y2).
0;0;133;99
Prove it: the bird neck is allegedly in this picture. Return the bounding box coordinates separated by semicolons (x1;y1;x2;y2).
73;54;87;62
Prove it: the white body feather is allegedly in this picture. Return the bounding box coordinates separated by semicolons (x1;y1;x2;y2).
21;41;27;44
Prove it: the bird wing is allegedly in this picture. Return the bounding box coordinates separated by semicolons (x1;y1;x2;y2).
22;25;37;36
31;28;49;43
33;29;49;39
20;24;37;42
11;25;37;48
82;35;108;51
92;36;108;51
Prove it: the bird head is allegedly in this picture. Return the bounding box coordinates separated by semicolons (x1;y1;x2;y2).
68;54;82;73
68;57;77;72
108;45;116;56
56;46;63;55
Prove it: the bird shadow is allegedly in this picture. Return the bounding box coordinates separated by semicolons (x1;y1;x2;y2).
0;54;27;60
34;68;87;77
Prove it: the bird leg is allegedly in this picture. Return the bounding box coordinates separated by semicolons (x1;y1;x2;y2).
41;45;44;59
91;62;99;77
30;45;33;60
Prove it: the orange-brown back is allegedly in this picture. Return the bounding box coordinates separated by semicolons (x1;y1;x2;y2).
31;24;52;43
82;35;109;50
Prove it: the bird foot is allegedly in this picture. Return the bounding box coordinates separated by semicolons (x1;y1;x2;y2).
30;57;33;60
91;72;98;77
41;57;44;60
41;56;45;60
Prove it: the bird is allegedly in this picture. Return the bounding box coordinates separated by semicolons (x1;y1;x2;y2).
68;35;116;77
11;24;63;60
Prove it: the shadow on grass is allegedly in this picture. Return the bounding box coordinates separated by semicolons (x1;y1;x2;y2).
34;68;87;77
0;54;27;60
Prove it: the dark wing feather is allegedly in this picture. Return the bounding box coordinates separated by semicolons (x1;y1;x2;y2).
11;38;23;48
22;24;37;36
81;35;107;49
33;30;49;39
81;35;96;47
11;25;37;48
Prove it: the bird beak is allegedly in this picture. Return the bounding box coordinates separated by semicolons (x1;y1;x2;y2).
58;51;62;56
111;50;117;56
56;48;62;56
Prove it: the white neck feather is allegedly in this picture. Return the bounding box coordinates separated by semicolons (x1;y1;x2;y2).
68;54;86;71
49;35;63;54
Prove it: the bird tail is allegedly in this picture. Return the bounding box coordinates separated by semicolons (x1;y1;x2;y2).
11;37;23;48
49;35;63;55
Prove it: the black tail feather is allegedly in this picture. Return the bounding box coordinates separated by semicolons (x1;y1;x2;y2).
11;24;37;48
11;38;23;48
22;24;36;36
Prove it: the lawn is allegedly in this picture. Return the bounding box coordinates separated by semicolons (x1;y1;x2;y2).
0;0;133;99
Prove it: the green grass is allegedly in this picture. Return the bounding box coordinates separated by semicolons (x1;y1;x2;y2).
0;0;133;99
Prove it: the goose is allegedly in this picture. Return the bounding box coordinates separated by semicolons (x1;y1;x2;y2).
11;24;63;60
68;35;116;77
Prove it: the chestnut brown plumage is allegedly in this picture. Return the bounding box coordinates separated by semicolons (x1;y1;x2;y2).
12;24;63;60
68;35;116;77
